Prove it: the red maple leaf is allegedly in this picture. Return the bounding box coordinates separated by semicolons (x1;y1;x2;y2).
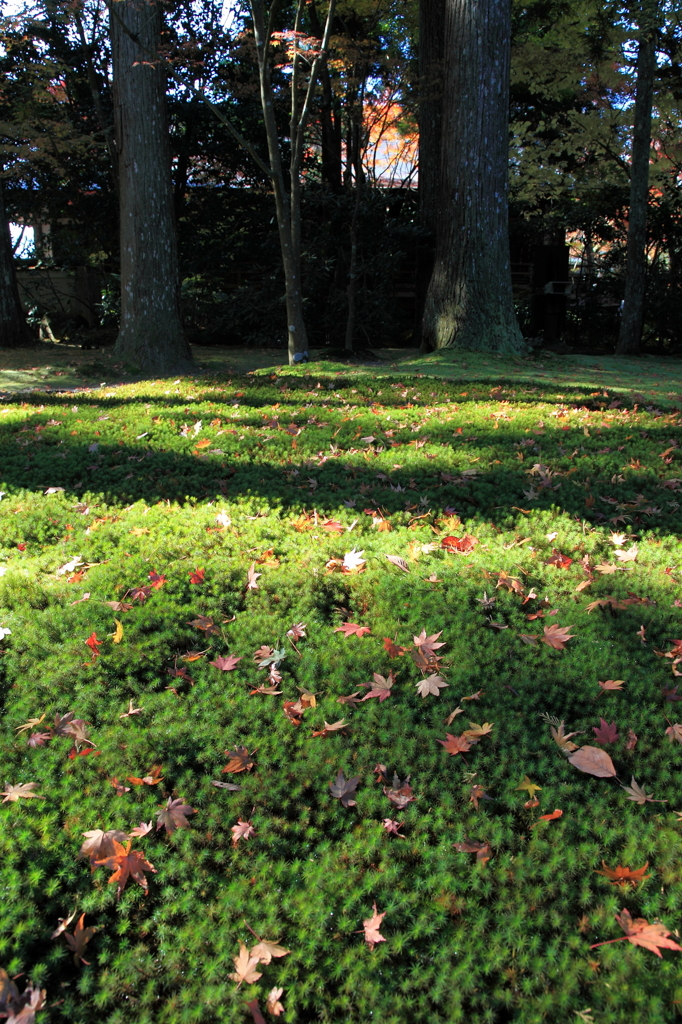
189;568;205;584
210;654;242;671
148;572;166;590
546;550;573;569
441;534;478;553
383;638;408;657
592;718;619;744
84;632;102;655
334;623;372;638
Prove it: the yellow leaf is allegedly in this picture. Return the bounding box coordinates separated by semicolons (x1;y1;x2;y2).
110;619;124;644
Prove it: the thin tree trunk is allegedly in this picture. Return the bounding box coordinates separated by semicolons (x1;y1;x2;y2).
616;8;657;356
421;0;524;354
418;0;445;236
250;0;335;364
110;0;192;374
0;180;33;348
309;1;342;191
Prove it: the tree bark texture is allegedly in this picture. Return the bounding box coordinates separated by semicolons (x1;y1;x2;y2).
421;0;524;353
110;0;192;374
0;181;33;348
616;12;657;356
418;0;445;236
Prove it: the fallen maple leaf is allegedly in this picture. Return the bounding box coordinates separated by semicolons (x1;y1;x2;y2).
542;623;575;650
516;776;542;797
311;719;348;737
383;638;408;657
78;828;128;869
593;718;619;744
127;765;164;786
109;619;124;644
229;942;262;986
415;673;448;698
286;622;307;639
1;781;44;803
334;623;372;638
231;819;256;845
621;777;667;805
568;746;617;778
453;837;491;863
84;632;102;655
129;821;153;837
361;671;395;702
188;615;221;635
462;721;494;740
385;554;409;572
383;774;416;809
119;699;144;718
590;908;682;957
468;784;489;810
247;563;261;590
362;903;386;949
441;534;477;553
109;777;131;795
598;679;625;693
156;797;196;834
595;862;651;886
330;770;359;807
64;913;97;966
382;818;405;836
222;746;256;773
437;733;474;757
14;714;45;735
95;839;157;897
444;706;465;725
148;571;166;590
266;987;285;1016
615;544;638;563
189;568;205;584
546;549;573;569
625;728;638;750
337;691;363;706
249;939;290;964
50;907;78;939
413;629;446;658
210;654;242;671
665;723;682;743
550;721;581;752
531;808;563;827
342;548;366;572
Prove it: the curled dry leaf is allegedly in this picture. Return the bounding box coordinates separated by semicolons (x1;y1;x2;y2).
551;721;581;752
311;719;348;737
127;765;163;786
595;861;651;886
383;774;416;810
453;838;491;864
385;555;409;572
531;809;563;827
362;903;386;949
266;987;284;1016
382;818;405;837
567;745;617;778
65;913;97;966
665;723;682;744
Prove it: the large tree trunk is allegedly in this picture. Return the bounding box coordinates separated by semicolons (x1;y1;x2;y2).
418;0;445;236
421;0;524;353
616;9;657;356
110;0;192;374
0;180;33;348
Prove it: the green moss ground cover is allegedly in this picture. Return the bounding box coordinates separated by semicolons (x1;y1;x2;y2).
1;366;682;1023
